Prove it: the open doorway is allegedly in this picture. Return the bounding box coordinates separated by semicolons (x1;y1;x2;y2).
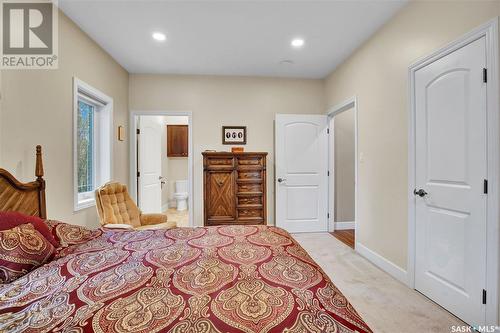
328;97;357;249
130;111;193;227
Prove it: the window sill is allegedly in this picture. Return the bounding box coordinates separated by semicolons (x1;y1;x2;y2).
74;198;96;212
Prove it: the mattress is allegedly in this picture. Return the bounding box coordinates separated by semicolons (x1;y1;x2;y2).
0;222;372;333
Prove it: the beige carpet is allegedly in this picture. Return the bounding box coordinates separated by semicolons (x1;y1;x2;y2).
292;232;465;333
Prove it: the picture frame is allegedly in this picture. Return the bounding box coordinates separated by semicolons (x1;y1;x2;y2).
222;126;247;145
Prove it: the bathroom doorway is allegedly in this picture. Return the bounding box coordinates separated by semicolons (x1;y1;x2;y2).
130;111;193;227
327;97;357;249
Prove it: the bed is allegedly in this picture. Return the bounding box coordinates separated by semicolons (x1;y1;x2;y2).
0;146;372;333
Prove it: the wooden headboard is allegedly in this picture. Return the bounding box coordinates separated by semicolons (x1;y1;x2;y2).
0;146;47;218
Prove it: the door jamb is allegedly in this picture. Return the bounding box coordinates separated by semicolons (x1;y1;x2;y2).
408;18;499;325
129;110;194;227
327;96;358;251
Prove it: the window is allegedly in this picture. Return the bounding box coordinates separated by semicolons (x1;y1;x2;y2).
77;100;95;194
73;78;113;211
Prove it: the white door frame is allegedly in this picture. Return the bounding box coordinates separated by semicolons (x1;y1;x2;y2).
327;96;358;249
408;18;499;325
129;110;194;227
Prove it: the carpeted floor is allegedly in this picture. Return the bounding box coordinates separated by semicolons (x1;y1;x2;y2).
292;232;466;333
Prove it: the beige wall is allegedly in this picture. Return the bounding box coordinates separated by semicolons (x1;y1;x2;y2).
0;70;2;164
130;74;325;226
0;11;129;228
333;108;355;222
324;0;500;269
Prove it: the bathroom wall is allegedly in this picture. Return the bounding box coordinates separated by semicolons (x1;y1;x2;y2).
333;107;355;223
159;116;189;210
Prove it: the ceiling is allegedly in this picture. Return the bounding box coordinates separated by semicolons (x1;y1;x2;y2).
59;1;407;79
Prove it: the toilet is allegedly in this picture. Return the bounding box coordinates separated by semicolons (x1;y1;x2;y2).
174;180;188;211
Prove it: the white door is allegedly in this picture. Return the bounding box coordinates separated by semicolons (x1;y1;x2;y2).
415;36;487;325
275;114;329;233
138;116;162;213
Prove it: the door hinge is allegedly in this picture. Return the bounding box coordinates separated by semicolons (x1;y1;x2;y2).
136;128;140;134
483;68;488;83
483;289;487;304
137;171;140;177
327;213;330;219
484;179;488;194
327;128;330;134
327;171;330;176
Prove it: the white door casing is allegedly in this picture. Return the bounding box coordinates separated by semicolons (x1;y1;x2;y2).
275;114;329;233
414;36;487;326
138;116;162;213
327;97;358;235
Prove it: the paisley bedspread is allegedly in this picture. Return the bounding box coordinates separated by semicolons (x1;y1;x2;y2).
0;223;372;333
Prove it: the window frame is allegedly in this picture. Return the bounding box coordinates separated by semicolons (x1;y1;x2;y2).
73;77;113;211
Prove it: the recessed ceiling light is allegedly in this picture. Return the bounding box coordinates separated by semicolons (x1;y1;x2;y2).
291;38;304;48
280;59;295;65
152;32;166;42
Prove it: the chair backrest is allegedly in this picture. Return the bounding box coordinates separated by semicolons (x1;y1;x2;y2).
95;182;141;227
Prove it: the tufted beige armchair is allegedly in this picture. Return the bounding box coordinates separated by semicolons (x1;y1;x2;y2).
95;182;176;230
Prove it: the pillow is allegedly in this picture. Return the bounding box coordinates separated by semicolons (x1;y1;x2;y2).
0;223;56;283
45;220;102;248
0;212;60;248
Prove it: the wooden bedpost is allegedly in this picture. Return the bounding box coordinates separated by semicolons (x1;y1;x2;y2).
35;145;44;179
35;145;47;219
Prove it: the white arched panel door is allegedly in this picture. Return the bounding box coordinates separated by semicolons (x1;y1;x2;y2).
275;114;328;233
138;116;162;214
414;36;487;326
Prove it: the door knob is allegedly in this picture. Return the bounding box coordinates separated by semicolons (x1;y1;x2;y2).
414;189;428;197
277;178;286;183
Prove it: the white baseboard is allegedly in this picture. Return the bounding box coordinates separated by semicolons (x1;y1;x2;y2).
328;220;355;232
328;220;334;232
334;221;355;230
356;242;409;285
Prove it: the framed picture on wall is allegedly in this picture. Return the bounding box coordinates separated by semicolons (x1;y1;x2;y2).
222;126;247;145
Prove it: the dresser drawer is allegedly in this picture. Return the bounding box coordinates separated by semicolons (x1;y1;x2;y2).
238;208;263;218
238;183;262;193
237;156;263;168
205;156;234;169
237;196;262;206
237;170;262;180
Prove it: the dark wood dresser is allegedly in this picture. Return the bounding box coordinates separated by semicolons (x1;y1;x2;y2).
203;152;267;226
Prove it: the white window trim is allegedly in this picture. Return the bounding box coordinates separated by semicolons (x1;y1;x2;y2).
73;77;113;211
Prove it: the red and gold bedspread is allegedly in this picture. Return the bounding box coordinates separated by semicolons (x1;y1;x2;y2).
0;223;372;333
